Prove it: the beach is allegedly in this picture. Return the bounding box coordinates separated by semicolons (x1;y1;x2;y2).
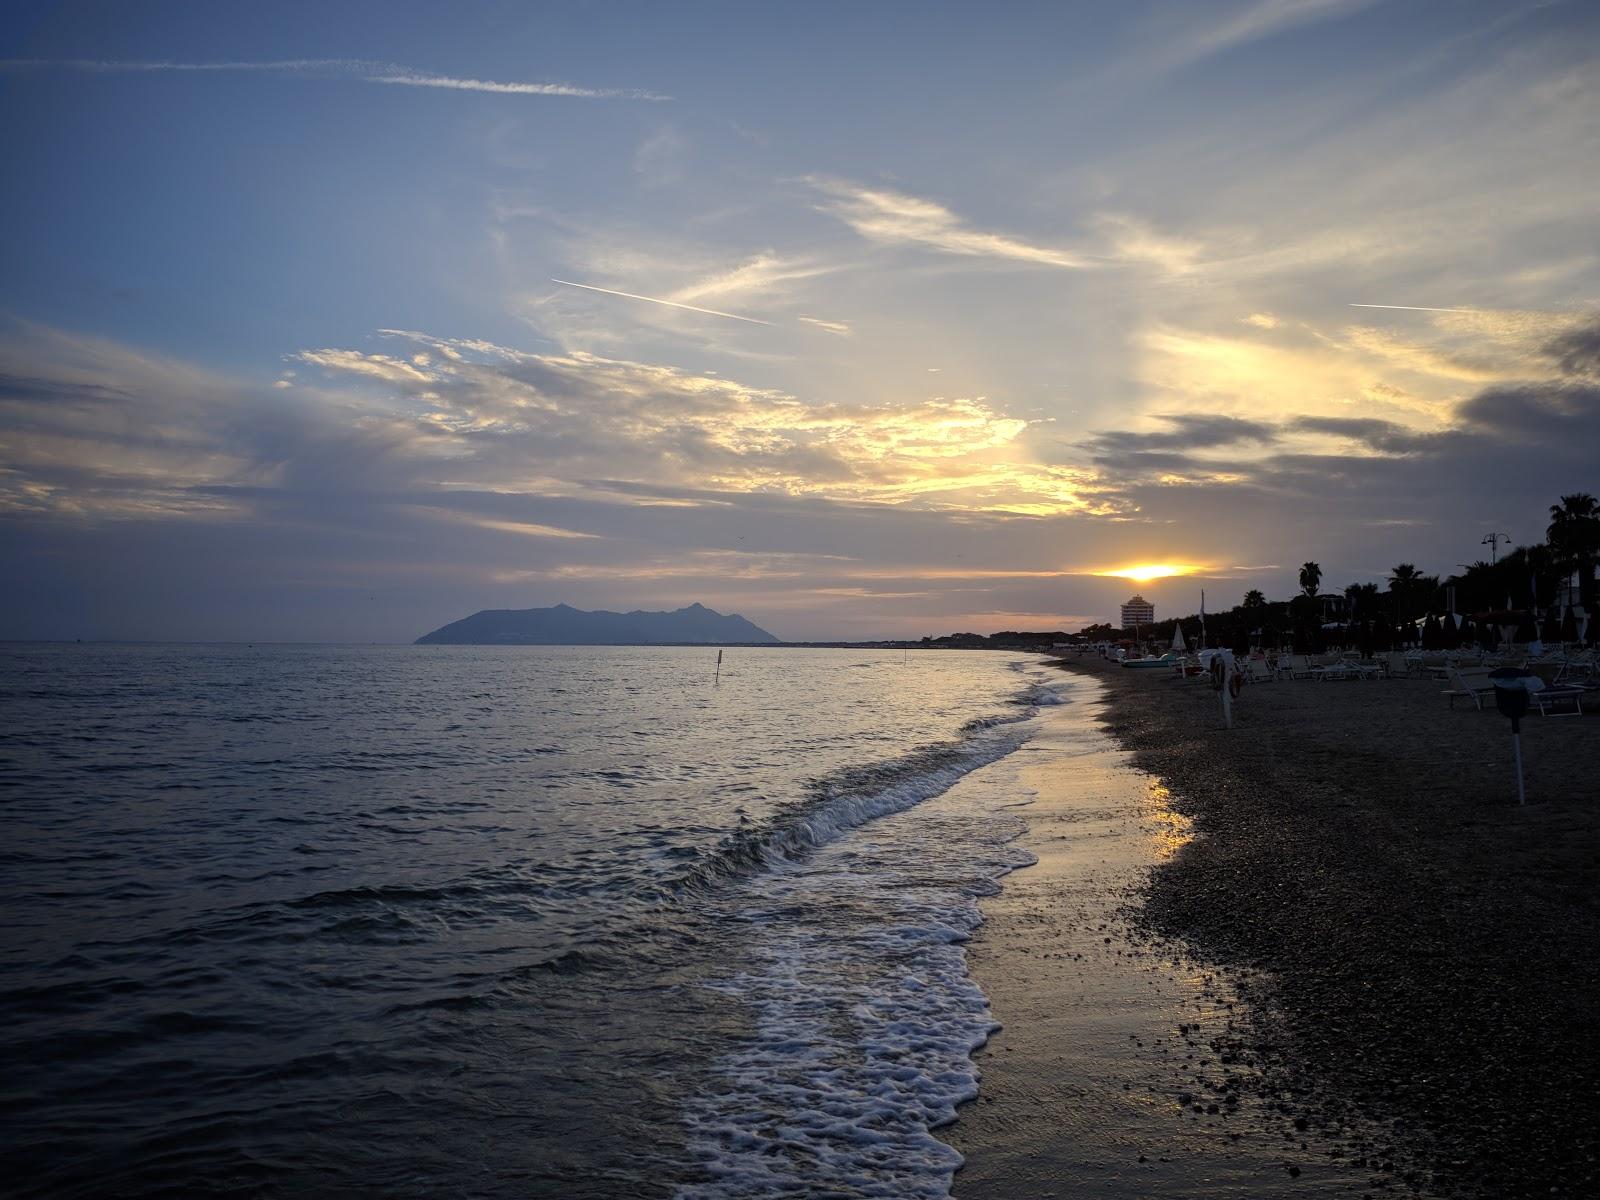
954;656;1600;1200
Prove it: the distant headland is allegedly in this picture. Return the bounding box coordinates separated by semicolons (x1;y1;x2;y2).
414;602;780;646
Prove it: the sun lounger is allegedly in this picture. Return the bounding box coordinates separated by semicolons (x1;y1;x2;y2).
1443;666;1496;710
1243;657;1273;684
1534;687;1586;717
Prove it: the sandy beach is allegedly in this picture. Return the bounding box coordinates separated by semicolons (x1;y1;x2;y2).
954;657;1600;1200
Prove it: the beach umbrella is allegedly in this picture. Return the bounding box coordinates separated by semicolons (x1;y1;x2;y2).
1515;612;1538;643
1357;619;1374;659
1171;623;1187;652
1422;612;1442;650
1541;609;1563;643
1440;612;1460;650
1560;606;1579;645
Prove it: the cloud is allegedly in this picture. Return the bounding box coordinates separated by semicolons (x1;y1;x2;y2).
6;317;1598;642
1288;415;1426;453
1136;310;1589;430
669;254;840;304
1088;413;1280;454
1545;320;1600;378
2;324;1100;522
0;57;667;101
1456;381;1600;444
807;177;1090;268
1093;214;1206;273
437;514;602;540
1142;0;1385;72
798;316;852;336
294;348;435;384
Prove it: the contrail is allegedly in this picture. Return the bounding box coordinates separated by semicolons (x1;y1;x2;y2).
1349;303;1479;313
0;58;667;100
549;279;772;325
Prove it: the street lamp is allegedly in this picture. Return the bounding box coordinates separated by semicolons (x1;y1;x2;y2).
1481;532;1509;564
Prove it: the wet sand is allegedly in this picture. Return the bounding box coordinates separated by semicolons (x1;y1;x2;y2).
954;659;1600;1200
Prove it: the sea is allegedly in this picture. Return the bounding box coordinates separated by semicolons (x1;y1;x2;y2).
0;643;1076;1198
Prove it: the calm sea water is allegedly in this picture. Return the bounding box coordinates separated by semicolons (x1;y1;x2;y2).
0;644;1071;1198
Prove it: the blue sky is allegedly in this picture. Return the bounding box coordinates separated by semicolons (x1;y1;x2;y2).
3;1;1598;640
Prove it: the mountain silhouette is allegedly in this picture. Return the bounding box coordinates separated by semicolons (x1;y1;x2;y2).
415;602;779;645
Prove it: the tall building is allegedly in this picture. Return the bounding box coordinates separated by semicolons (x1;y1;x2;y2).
1121;594;1155;629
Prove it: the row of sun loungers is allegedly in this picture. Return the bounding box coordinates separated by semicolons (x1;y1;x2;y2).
1166;649;1594;717
1442;666;1588;716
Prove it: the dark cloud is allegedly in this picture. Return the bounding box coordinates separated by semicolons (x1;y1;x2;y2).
1086;412;1279;455
1543;321;1600;378
1083;448;1207;475
1455;382;1600;443
1288;416;1433;454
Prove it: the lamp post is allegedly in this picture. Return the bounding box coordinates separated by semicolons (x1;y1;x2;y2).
1481;532;1509;565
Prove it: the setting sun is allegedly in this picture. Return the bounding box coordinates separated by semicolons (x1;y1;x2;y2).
1094;563;1201;583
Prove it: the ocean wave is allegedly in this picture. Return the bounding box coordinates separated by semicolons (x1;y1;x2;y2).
675;741;1043;1198
660;685;1043;898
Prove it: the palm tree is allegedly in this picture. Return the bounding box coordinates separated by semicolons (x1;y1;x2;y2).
1388;563;1422;624
1344;582;1379;618
1298;562;1322;598
1547;492;1600;611
1451;560;1498;614
1242;589;1266;608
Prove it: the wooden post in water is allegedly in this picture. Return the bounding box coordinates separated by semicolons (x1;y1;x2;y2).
714;648;723;686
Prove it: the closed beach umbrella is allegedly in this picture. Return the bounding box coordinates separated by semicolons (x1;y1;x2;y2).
1171;623;1187;651
1560;606;1579;644
1440;612;1460;650
1542;609;1563;643
1422;612;1442;650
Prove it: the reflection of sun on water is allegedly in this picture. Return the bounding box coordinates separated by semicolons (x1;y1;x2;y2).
1145;780;1193;860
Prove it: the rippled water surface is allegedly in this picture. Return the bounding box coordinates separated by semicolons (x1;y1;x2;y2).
0;643;1065;1197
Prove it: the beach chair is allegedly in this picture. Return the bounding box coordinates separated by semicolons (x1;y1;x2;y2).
1443;666;1496;710
1243;657;1273;684
1533;686;1586;717
1383;651;1409;679
1554;652;1595;685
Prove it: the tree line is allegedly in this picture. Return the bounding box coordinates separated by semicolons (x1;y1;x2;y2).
1080;492;1598;652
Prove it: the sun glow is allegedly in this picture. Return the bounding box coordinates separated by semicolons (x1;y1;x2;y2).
1094;563;1200;583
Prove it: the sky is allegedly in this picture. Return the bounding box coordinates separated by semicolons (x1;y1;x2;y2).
2;0;1598;643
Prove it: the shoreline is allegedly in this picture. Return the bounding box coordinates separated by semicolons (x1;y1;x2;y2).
955;657;1599;1199
948;673;1381;1198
